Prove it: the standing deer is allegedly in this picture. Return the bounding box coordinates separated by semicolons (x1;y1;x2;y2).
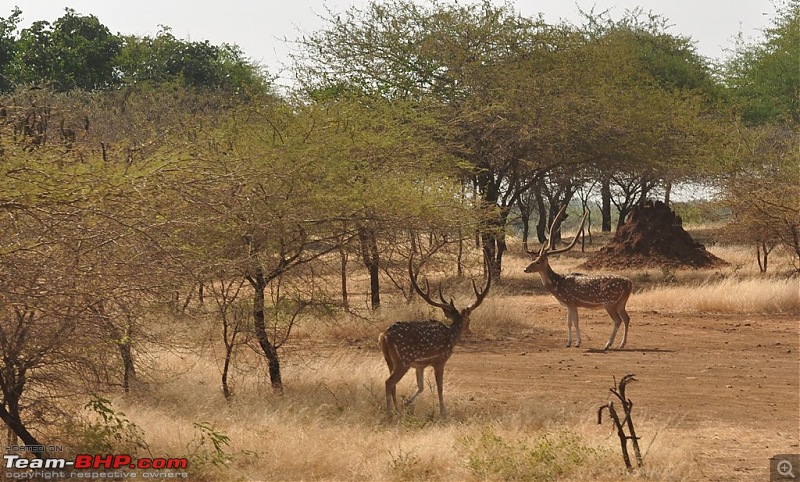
524;206;633;350
378;255;491;416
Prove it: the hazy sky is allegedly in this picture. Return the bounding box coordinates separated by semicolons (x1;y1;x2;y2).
9;0;776;85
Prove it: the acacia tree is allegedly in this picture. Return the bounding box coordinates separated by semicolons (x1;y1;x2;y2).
0;82;239;454
296;1;593;277
163;92;474;392
723;127;799;270
297;1;724;274
0;100;184;454
721;1;800;270
724;0;799;125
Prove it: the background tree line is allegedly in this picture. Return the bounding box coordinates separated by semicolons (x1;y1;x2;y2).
0;7;267;93
0;0;797;452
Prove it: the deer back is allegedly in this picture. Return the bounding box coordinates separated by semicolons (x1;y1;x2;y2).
552;272;633;306
383;319;462;365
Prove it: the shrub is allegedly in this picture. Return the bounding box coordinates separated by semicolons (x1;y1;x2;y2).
460;426;599;481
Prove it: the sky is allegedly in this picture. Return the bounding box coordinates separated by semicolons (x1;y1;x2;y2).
8;0;777;86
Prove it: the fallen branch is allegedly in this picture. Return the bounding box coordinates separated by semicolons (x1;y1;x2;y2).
598;374;643;470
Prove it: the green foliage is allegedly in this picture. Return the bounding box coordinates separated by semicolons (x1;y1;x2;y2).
459;426;600;481
67;397;149;454
0;7;21;92
116;27;268;93
585;9;717;95
388;447;430;481
0;9;268;94
724;0;800;125
187;422;233;468
8;8;122;91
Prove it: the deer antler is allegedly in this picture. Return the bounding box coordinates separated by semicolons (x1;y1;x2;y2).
409;253;456;313
525;204;588;256
546;208;588;256
465;254;491;313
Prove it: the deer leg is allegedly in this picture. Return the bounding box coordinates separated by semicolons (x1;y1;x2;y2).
566;307;580;347
618;305;631;348
385;366;410;414
404;367;425;409
433;362;446;416
603;305;623;350
565;308;573;347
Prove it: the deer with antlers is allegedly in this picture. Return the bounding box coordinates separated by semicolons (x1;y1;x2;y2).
378;254;491;416
524;206;633;350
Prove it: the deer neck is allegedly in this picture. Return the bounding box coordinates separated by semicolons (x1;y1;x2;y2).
537;264;562;295
447;317;466;344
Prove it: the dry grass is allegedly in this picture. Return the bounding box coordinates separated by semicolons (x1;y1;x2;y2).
630;276;800;314
109;349;703;482
59;235;797;481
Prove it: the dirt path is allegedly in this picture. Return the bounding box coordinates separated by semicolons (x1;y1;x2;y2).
441;306;799;481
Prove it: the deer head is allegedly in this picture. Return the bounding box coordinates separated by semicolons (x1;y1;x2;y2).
524;205;588;274
409;252;491;333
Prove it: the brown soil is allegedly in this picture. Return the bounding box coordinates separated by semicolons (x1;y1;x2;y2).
582;201;728;269
384;305;800;481
460;306;800;481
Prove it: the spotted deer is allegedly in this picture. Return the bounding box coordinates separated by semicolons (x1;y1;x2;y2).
524;205;633;350
378;254;491;416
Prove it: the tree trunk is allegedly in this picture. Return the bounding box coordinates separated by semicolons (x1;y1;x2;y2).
535;189;548;243
663;180;672;205
248;268;283;394
757;242;775;273
119;325;135;394
639;178;651;206
520;205;532;250
339;247;349;310
548;203;563;246
221;343;233;399
481;207;512;279
358;227;380;310
481;232;502;279
0;395;45;459
601;178;612;232
456;227;464;277
616;206;631;231
221;311;235;399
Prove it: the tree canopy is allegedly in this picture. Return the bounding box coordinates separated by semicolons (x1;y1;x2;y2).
0;7;268;93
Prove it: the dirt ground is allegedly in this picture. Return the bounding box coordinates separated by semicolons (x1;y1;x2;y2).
374;302;799;481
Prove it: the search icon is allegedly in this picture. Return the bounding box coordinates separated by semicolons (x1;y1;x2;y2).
778;459;796;478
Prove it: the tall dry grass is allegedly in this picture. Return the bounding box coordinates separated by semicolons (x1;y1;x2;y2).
108;349;700;482
630;276;800;314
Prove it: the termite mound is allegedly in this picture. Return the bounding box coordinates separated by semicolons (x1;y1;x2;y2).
581;200;727;269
